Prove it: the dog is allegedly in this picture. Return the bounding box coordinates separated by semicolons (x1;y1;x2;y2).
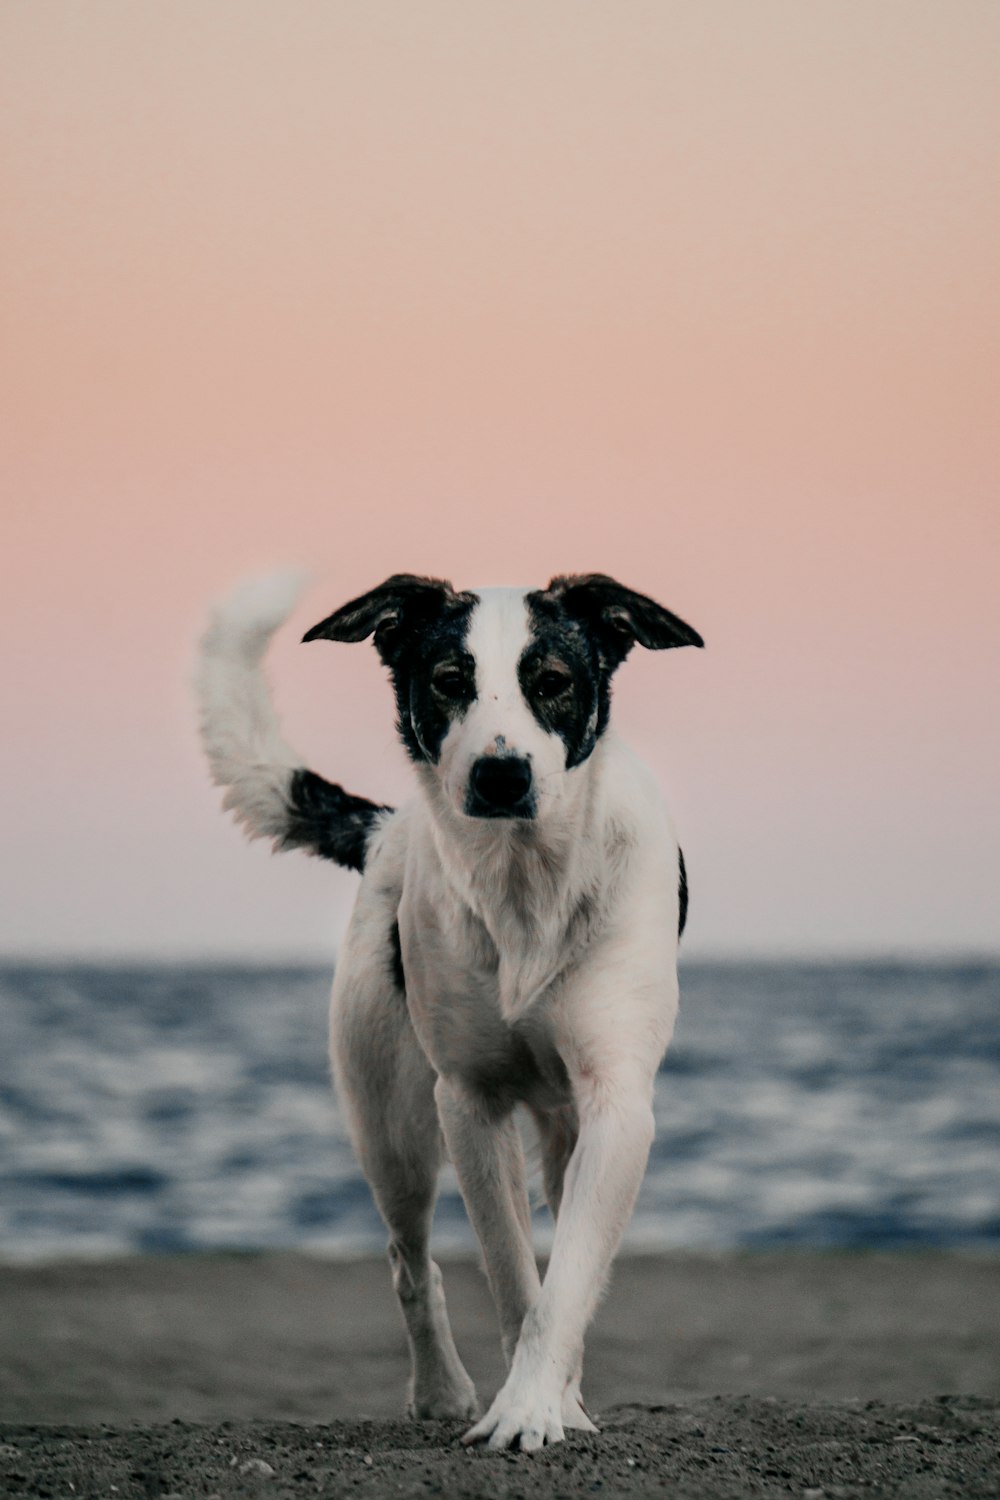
195;570;702;1451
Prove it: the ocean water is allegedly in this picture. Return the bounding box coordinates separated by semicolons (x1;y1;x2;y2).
0;961;997;1261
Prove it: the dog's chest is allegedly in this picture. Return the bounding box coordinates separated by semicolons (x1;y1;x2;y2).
399;901;574;1111
444;843;599;1023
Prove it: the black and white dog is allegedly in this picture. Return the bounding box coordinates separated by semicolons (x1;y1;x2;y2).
196;571;702;1451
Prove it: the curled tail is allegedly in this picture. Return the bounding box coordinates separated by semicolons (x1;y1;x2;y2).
194;572;390;872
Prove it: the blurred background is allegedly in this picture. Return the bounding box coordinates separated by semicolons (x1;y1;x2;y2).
2;2;998;1263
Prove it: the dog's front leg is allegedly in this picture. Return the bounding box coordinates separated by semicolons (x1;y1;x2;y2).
463;1073;655;1451
434;1076;541;1363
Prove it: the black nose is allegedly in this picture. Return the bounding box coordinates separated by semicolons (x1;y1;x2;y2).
468;756;534;816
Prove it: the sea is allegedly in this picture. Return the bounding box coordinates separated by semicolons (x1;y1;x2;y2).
0;961;997;1262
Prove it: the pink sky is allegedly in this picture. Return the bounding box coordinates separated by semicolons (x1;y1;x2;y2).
3;2;998;957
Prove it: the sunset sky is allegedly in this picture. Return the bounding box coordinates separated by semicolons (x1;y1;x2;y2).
3;2;998;959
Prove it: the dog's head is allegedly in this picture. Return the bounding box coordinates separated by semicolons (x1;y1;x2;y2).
304;573;702;824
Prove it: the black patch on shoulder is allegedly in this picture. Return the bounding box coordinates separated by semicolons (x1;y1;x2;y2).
678;846;688;938
388;596;479;763
521;593;605;768
388;919;406;993
284;769;391;872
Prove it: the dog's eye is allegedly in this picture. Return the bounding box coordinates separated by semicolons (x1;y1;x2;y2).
534;670;571;701
433;670;467;702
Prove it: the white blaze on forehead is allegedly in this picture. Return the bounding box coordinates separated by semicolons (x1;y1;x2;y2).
465;588;532;706
436;585;571;812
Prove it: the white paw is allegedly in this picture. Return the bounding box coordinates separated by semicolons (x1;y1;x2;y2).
408;1376;479;1421
462;1379;564;1452
561;1387;598;1433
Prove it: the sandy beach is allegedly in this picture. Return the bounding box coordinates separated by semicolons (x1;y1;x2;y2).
2;1251;998;1495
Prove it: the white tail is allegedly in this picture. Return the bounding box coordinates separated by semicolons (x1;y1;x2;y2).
194;571;308;847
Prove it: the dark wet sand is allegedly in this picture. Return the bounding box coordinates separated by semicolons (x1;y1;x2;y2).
2;1252;998;1496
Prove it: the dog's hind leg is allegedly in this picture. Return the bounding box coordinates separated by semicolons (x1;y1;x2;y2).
434;1078;542;1368
384;1162;479;1422
532;1104;577;1222
332;967;477;1421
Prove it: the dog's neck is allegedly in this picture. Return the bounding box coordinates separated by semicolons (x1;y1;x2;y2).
416;739;617;1021
419;742;604;905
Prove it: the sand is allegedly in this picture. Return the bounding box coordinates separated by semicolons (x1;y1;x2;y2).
1;1251;998;1496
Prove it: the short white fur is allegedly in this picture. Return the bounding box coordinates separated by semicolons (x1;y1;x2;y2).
196;575;687;1453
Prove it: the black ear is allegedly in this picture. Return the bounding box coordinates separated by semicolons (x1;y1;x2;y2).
544;573;704;668
303;574;458;662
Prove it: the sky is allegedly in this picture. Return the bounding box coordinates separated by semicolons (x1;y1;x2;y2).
2;2;998;960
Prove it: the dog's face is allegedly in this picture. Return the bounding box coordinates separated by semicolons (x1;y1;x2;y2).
304;574;702;824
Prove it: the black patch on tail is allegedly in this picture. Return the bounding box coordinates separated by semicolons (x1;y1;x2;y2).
284;770;391;872
678;847;689;938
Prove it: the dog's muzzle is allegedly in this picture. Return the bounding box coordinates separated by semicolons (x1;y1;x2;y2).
465;755;536;819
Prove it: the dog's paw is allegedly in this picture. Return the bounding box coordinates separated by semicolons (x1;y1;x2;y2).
408;1377;479;1422
561;1387;598;1433
461;1382;564;1452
